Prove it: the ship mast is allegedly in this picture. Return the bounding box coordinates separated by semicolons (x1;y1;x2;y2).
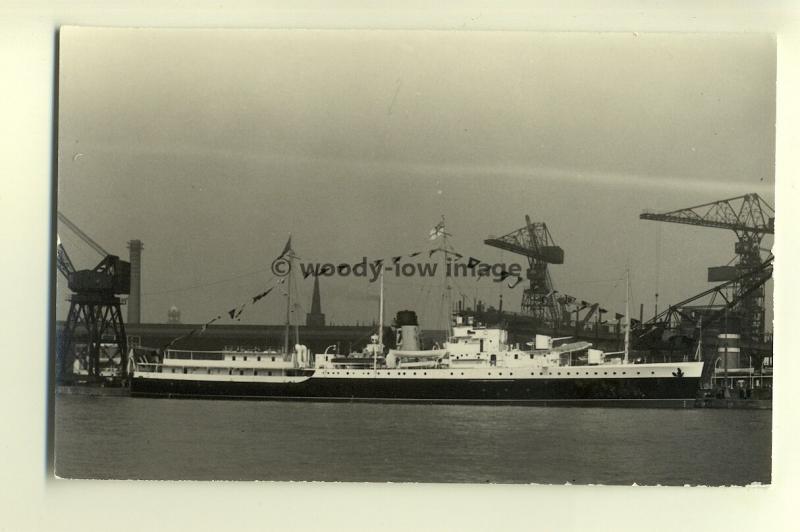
441;215;452;338
294;295;300;347
624;268;630;364
284;253;292;355
375;267;384;371
695;318;703;362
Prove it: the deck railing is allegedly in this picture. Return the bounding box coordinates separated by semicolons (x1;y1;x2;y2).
133;362;162;373
162;349;288;361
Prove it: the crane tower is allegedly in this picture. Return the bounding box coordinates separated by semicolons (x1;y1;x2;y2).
56;212;131;382
640;193;774;345
484;215;565;327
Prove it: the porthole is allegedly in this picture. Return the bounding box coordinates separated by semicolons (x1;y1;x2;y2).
622;372;626;375
557;372;561;376
637;372;640;375
651;371;655;375
413;372;417;375
604;372;607;375
613;372;616;375
594;372;598;375
567;372;570;375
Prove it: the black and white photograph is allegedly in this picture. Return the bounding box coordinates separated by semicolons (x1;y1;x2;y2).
52;27;777;486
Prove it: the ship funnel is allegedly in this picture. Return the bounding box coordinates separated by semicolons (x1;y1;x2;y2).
395;310;420;351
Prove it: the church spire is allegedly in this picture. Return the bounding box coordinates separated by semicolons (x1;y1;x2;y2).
306;275;326;327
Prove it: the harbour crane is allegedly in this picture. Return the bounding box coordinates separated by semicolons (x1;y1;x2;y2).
56;212;131;382
484;215;565;327
633;257;773;369
635;258;773;334
640;193;774;346
578;303;600;329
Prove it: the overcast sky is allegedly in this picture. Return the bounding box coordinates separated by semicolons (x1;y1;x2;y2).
56;28;775;330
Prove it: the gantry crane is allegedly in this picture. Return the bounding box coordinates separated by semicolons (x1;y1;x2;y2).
635;257;773;340
578;303;599;329
640;193;774;345
56;212;131;382
484;215;565;327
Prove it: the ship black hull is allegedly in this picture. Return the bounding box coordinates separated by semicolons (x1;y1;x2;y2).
131;375;702;406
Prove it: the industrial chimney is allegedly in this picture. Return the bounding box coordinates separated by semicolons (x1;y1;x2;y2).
127;239;143;324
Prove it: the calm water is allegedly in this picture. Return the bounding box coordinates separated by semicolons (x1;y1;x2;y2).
54;395;771;485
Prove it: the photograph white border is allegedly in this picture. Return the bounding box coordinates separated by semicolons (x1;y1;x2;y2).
1;2;798;531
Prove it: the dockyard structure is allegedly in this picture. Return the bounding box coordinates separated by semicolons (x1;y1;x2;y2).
640;193;773;348
637;193;774;398
56;212;131;382
484;216;565;328
482;216;628;349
